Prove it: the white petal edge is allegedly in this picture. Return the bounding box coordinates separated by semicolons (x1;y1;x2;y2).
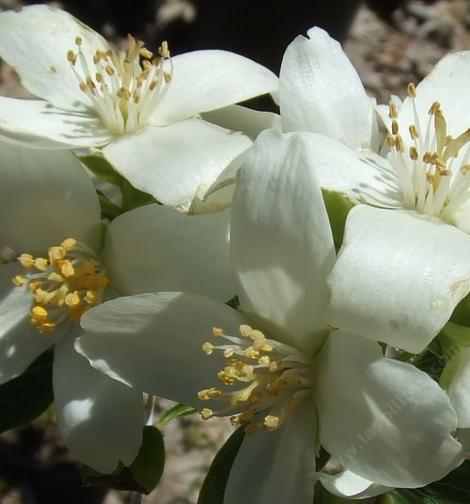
225;401;317;504
0;4;110;111
279;27;376;150
0;142;101;254
319;468;391;499
53;331;143;473
231;130;336;353
104;204;235;302
153;50;278;125
316;330;464;488
103;119;252;212
77;292;247;409
327;206;470;353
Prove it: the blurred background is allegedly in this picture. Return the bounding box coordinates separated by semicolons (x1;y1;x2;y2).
0;0;469;502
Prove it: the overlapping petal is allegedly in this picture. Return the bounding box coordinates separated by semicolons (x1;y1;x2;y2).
54;332;143;473
315;331;464;488
231;130;335;353
152;50;278;125
103;119;251;211
224;402;316;504
103;205;235;301
77;292;247;408
0;142;101;254
446;348;470;428
327;206;470;353
279;27;376;150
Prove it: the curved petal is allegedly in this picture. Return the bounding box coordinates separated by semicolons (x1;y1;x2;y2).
231;130;335;353
294;133;402;208
53;331;143;473
153;50;278;125
398;51;470;142
202;105;281;140
316;330;464;488
103;120;251;212
0;142;101;254
446;347;470;428
0;4;110;111
224;402;317;504
279;27;376;150
0;263;56;384
104;205;235;301
77;292;247;408
319;469;391;499
327;206;470;354
0;97;112;149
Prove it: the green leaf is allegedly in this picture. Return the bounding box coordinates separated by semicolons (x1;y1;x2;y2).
198;427;245;504
0;350;53;433
438;322;470;388
158;403;196;428
79;154;123;186
451;291;470;327
97;191;122;220
82;426;165;494
378;490;418;504
321;190;355;251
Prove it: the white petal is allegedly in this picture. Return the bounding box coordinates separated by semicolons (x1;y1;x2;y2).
280;27;376;150
0;4;110;111
103;120;252;212
153;50;278;125
0;97;112;149
294;133;402;208
104;205;235;301
0;263;56;384
319;469;390;499
0;142;101;254
447;347;470;428
54;332;143;473
77;292;247;408
231;130;335;352
398;51;470;140
225;402;317;504
202;104;281;140
327;206;470;353
316;331;464;488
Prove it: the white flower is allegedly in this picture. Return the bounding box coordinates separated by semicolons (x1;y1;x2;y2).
278;27;470;355
0;141;235;471
77;131;464;501
0;4;278;212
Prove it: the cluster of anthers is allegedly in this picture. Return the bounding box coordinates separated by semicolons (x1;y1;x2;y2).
198;325;313;434
66;35;172;135
12;238;109;335
387;82;470;221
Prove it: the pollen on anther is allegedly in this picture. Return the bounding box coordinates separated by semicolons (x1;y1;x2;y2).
212;327;224;337
407;82;416;98
200;408;214;420
263;415;280;430
202;342;214;355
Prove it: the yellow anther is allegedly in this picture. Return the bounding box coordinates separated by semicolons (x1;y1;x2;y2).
139;47;153;59
66;50;77;65
409;124;419;140
200;408;214;420
47;272;64;283
202;342;214;355
79;81;88;93
93;52;101;64
105;65;115;76
32;305;48;320
28;280;42;293
258;355;271;366
224;347;234;358
85;290;99;304
34;257;48;271
60;260;75;278
395;135;405;153
39;321;56;334
250;330;265;341
407;82;416;98
230;415;241;426
212;327;224;337
244;347;259;359
18;253;34;268
95;72;104;83
75;36;82;46
391;120;399;135
429;101;441;115
386;136;395;148
409;146;418;161
149;80;159;91
198;388;222;400
388;102;398;119
12;275;26;287
159;41;170;58
239;325;252;337
48;246;66;263
263;415;280;430
65;291;81;307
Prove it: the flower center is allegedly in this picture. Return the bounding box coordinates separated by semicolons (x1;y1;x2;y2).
387;82;470;222
12;238;109;334
198;325;313;434
66;35;172;135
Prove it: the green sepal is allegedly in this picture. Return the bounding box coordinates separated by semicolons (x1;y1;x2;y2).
438;322;470;389
225;295;240;310
0;350;53;433
198;427;245;504
158;403;196;428
81;426;165;494
451;292;470;328
321;190;355;251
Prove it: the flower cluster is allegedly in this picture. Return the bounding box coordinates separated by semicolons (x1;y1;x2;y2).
0;4;469;503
